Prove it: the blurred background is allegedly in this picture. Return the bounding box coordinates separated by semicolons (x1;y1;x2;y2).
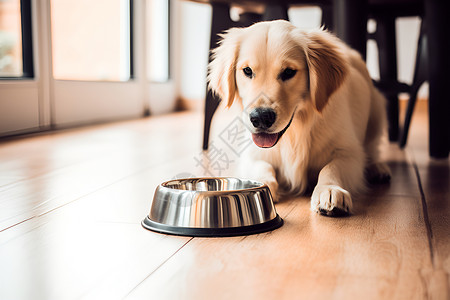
0;0;426;137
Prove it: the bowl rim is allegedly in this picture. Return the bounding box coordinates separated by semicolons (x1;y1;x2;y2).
158;176;270;195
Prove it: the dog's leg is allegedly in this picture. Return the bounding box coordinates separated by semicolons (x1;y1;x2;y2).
364;88;392;184
366;162;391;184
311;151;365;216
239;159;279;202
364;136;392;184
365;143;391;184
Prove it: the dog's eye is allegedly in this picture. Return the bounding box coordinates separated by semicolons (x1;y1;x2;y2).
279;68;297;81
243;67;253;78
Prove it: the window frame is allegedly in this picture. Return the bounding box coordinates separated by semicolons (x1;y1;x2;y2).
20;0;34;78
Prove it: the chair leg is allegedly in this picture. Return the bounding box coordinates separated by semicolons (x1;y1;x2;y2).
203;3;233;150
239;12;262;26
400;21;428;148
425;0;450;158
333;0;367;59
263;4;289;21
321;4;334;31
400;89;419;148
386;96;399;142
203;90;221;150
376;15;399;142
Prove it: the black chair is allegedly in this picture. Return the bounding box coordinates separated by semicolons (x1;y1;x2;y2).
367;1;426;145
334;0;448;157
202;0;448;157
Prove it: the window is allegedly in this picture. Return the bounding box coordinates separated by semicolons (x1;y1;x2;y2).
147;0;169;82
0;0;33;78
50;0;132;81
1;0;176;137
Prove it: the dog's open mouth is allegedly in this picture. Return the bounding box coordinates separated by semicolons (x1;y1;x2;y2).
251;108;296;148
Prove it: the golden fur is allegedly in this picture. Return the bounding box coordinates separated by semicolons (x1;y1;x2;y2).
208;20;391;216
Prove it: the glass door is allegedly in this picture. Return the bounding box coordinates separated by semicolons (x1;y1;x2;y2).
0;0;39;135
50;0;142;127
0;0;176;136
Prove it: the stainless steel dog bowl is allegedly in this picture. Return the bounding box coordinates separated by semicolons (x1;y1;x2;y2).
142;177;283;237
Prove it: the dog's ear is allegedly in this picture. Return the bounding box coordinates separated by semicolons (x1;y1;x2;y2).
207;28;243;108
303;30;348;112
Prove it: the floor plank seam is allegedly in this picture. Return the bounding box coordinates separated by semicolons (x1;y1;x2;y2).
123;237;194;298
0;216;35;233
411;156;435;268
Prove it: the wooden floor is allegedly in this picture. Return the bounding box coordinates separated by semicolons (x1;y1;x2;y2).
0;102;448;299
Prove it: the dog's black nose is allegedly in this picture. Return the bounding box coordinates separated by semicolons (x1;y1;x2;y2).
249;108;276;129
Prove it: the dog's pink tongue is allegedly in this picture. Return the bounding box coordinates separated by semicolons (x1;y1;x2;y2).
252;133;278;148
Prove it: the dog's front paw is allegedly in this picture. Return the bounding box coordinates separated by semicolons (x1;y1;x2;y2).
311;185;352;217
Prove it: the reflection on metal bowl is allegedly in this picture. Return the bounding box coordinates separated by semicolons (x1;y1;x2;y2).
142;177;283;237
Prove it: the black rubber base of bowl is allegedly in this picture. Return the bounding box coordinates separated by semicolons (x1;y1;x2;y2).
141;215;283;237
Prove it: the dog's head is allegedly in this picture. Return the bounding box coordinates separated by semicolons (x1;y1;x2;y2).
208;20;348;148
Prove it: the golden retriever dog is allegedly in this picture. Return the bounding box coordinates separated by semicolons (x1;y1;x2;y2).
208;20;391;216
